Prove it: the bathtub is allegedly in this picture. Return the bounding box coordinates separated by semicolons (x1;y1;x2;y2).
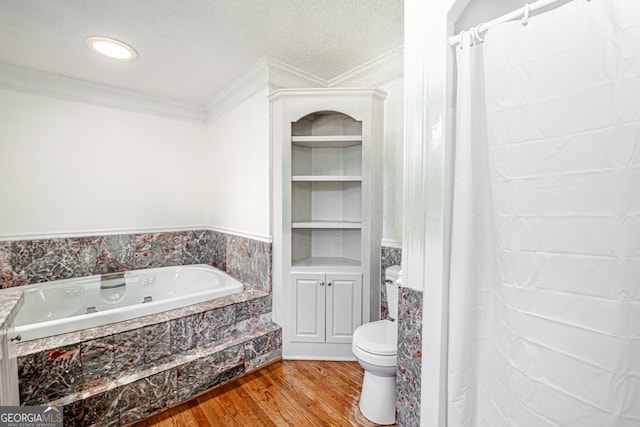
8;264;244;342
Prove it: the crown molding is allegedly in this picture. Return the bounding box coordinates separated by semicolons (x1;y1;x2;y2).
268;87;388;102
0;47;402;124
328;46;404;88
204;57;326;121
266;57;327;90
0;63;207;122
204;58;271;121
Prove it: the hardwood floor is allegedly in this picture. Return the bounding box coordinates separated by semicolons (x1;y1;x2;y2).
132;360;395;427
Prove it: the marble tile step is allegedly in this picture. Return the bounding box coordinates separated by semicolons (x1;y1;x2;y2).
47;322;281;408
57;324;282;426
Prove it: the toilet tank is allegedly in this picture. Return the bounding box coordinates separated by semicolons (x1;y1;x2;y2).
385;266;401;320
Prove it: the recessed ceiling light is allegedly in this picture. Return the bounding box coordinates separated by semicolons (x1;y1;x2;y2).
85;36;138;61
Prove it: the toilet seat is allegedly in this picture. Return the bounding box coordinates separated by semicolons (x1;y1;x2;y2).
353;319;397;356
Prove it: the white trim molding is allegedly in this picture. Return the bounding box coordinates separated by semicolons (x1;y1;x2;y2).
0;63;207;122
0;49;402;124
207;226;272;243
0;225;209;242
0;225;272;243
381;238;402;249
204;58;271;121
328;46;404;88
205;57;327;121
266;57;327;90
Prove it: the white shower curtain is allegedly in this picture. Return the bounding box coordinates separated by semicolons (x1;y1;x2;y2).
448;1;640;426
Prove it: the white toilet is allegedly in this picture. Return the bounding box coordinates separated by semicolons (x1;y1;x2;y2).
352;266;401;425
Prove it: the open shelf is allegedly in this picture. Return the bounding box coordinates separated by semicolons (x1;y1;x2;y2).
289;112;363;268
292;257;361;268
291;181;361;224
292;175;362;182
292;143;361;177
292;221;361;229
291;135;362;148
292;228;361;265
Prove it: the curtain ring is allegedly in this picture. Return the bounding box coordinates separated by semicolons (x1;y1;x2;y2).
522;3;530;26
473;24;485;43
458;30;467;49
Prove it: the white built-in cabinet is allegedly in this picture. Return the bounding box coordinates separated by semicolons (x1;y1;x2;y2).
271;88;386;360
291;272;362;344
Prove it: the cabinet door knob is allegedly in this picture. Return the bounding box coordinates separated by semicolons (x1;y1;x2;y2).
320;281;325;286
10;335;21;342
327;281;333;286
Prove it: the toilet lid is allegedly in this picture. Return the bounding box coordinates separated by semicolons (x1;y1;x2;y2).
354;320;397;356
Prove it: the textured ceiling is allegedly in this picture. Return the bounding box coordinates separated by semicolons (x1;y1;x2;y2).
0;0;403;106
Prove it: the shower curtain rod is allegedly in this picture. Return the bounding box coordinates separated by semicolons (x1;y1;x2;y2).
449;0;569;46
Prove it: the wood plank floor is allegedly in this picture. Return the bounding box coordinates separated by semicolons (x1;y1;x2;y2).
131;360;396;427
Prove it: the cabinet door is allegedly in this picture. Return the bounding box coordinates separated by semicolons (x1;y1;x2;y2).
291;273;326;343
326;273;362;344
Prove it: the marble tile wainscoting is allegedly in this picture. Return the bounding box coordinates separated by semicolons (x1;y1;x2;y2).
0;229;271;293
212;231;272;293
16;290;282;426
380;244;424;427
380;245;402;319
396;286;423;427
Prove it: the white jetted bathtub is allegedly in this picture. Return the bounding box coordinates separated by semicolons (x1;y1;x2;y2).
9;264;244;342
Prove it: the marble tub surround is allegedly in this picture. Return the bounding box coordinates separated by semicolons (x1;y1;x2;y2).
16;289;270;357
396;286;423;427
0;229;271;292
1;230;212;288
211;231;272;293
0;241;12;287
0;290;23;329
16;290;281;426
133;231;213;271
380;245;402;319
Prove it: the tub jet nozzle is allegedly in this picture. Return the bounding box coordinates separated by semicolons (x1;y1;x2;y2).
101;272;126;290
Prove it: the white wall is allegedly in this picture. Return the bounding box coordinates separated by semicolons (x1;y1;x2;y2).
380;76;404;247
332;57;404;247
203;75;402;245
402;0;461;423
0;56;401;244
204;88;271;240
0;89;207;238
